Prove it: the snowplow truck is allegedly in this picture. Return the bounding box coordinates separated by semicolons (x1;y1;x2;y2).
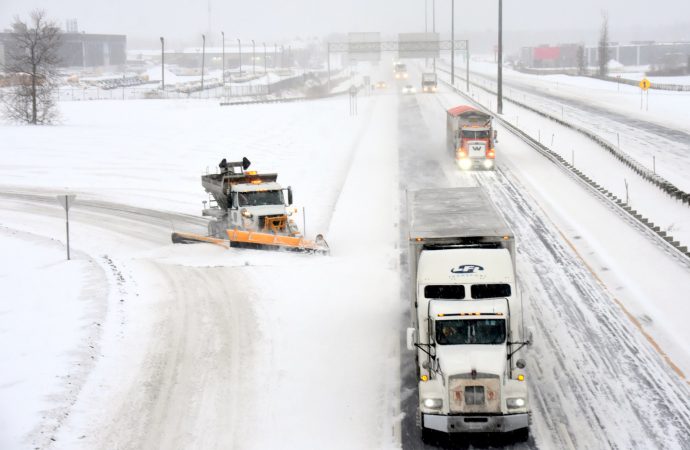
446;106;498;170
171;157;329;254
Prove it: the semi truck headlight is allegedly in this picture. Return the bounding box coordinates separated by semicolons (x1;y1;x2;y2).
483;160;494;169
458;159;472;170
423;398;443;409
506;397;526;409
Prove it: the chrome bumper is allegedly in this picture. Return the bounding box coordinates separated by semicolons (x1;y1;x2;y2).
423;412;529;433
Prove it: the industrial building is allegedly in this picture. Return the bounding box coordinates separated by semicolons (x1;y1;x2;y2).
520;41;690;70
0;32;126;68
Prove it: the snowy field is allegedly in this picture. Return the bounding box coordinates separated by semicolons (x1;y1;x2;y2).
1;93;402;449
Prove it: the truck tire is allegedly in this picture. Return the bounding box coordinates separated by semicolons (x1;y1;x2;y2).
421;427;435;445
513;427;529;443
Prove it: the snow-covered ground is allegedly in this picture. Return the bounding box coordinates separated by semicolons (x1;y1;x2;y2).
1;95;402;449
2;58;690;449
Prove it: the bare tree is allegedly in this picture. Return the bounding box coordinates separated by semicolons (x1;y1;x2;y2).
2;10;61;124
598;11;609;77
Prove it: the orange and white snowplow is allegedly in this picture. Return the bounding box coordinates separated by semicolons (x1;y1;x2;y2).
171;157;330;255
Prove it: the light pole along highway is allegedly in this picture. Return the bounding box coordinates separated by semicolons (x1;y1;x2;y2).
497;0;503;114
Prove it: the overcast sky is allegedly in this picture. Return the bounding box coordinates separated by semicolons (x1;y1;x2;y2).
1;0;689;44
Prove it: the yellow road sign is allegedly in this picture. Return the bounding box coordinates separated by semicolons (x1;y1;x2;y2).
639;78;651;90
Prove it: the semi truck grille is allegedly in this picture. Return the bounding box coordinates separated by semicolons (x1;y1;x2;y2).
464;386;485;405
467;141;486;158
448;373;500;413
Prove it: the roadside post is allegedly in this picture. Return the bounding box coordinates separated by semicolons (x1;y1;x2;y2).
56;194;76;260
349;85;358;115
639;78;651;110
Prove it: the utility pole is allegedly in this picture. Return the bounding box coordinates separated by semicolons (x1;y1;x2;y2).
433;0;436;72
221;31;225;84
201;34;206;91
497;0;503;114
466;41;470;91
160;37;165;90
252;39;256;75
274;43;278;69
425;0;428;32
263;42;267;74
237;38;242;77
451;0;455;85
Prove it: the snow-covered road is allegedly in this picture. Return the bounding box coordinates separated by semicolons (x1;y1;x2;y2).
399;72;690;449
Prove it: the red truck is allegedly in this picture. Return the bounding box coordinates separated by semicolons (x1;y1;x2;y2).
446;105;497;170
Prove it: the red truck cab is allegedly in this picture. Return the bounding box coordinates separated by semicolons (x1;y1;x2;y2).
446;106;497;170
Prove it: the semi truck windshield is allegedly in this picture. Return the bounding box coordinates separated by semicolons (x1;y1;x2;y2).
461;130;490;139
436;319;506;345
238;190;284;206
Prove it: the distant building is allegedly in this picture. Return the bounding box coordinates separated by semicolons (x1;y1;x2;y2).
0;32;126;68
521;41;690;69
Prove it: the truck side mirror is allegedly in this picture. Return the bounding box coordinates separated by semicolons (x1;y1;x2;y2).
493;130;498;142
406;328;416;351
516;358;526;369
287;186;293;206
527;326;535;346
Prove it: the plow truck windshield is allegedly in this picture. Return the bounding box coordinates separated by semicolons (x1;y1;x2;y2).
238;190;284;206
436;319;506;345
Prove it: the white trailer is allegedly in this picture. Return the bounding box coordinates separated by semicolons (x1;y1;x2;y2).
405;187;531;442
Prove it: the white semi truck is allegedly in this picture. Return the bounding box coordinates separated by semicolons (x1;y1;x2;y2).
405;187;531;442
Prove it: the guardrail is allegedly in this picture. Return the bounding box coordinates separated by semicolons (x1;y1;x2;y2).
439;66;690;206
439;74;690;262
513;66;690;91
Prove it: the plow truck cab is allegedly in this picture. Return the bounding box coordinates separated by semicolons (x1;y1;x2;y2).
405;188;531;443
201;157;300;238
446;106;497;170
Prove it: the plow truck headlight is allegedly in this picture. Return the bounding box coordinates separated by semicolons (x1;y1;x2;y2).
240;208;253;218
423;398;443;409
506;397;526;409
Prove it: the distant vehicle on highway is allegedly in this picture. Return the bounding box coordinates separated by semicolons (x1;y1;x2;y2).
421;72;438;92
394;63;409;80
375;81;387;89
402;84;416;94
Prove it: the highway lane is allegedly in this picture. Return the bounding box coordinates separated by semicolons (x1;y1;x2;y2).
398;78;690;449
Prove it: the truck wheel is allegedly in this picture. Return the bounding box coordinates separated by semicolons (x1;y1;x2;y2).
421;427;435;445
513;427;529;443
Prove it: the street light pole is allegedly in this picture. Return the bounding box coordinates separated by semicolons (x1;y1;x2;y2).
451;0;455;85
263;42;267;74
160;37;165;90
433;0;436;72
425;0;428;32
221;31;225;84
237;38;242;77
274;43;277;69
251;39;256;75
497;0;503;114
201;34;206;91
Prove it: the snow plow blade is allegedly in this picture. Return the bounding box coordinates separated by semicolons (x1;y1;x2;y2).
171;232;229;248
171;230;329;255
226;229;330;255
